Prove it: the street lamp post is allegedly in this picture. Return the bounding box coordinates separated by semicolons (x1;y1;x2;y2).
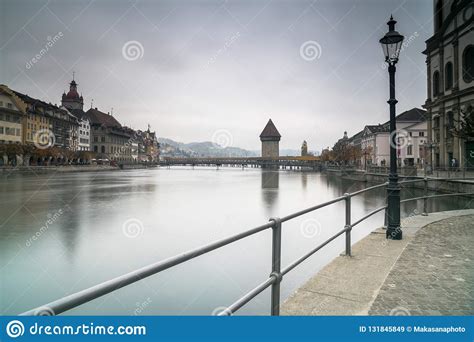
380;16;404;240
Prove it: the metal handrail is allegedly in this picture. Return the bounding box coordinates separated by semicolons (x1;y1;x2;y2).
21;177;474;316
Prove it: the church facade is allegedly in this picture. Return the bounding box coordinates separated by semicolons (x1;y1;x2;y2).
423;0;474;168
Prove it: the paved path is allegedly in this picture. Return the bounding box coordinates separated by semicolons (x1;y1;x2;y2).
369;215;474;315
281;210;474;315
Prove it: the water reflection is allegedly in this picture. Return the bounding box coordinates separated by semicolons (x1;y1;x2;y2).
261;171;279;215
301;172;307;189
1;168;473;316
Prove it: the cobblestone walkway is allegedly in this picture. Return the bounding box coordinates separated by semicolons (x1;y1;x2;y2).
369;215;474;315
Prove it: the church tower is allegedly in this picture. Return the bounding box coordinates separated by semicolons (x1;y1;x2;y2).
61;73;84;110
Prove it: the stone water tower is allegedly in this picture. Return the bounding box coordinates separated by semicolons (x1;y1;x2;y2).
260;119;281;158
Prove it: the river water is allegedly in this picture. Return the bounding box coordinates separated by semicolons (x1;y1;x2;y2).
1;168;472;315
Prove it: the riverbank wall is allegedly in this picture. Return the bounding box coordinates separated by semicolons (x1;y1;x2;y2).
325;169;474;194
0;165;119;174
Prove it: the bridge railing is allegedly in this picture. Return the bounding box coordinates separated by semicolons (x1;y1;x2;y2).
21;177;474;316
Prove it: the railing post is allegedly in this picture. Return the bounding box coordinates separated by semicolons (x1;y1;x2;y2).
269;217;282;316
344;193;351;256
422;177;428;216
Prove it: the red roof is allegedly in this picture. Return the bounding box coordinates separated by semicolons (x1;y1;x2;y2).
86;108;122;128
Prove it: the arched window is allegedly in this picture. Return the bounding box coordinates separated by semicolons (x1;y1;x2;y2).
433;71;440;96
445;62;453;89
435;0;443;31
463;45;474;83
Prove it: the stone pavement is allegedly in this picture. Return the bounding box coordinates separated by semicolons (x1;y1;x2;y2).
369;215;474;315
281;210;474;316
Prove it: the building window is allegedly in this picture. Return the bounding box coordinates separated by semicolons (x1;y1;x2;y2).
94;145;98;152
7;103;12;109
447;111;454;127
433;71;440;96
419;131;424;137
463;45;473;83
435;0;443;31
445;62;453;89
407;145;413;155
101;146;105;153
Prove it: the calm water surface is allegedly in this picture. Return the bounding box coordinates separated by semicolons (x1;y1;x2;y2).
1;167;472;315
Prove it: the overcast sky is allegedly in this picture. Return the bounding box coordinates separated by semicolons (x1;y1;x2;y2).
0;0;433;151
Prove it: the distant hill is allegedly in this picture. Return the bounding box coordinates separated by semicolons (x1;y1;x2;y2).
158;138;257;158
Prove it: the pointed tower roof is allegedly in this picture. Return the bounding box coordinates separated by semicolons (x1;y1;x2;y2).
260;119;281;141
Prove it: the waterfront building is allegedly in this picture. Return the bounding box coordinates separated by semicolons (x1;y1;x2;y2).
136;127;160;162
359;108;427;167
48;105;79;150
86;107;133;162
360;124;389;166
0;85;25;145
423;0;474;168
61;78;90;151
260;119;281;158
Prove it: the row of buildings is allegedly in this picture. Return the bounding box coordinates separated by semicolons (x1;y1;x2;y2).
326;108;429;169
0;78;159;166
326;0;473;170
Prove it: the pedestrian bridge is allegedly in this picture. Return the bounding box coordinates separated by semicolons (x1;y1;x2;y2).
159;156;323;170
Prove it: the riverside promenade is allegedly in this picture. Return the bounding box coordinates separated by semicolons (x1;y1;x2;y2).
282;210;474;316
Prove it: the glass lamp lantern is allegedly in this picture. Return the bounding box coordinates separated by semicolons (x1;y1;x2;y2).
380;16;404;64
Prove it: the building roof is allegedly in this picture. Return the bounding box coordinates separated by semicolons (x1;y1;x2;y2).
395;108;427;122
365;124;389;134
86;108;122;128
260;119;281;138
69;108;88;120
